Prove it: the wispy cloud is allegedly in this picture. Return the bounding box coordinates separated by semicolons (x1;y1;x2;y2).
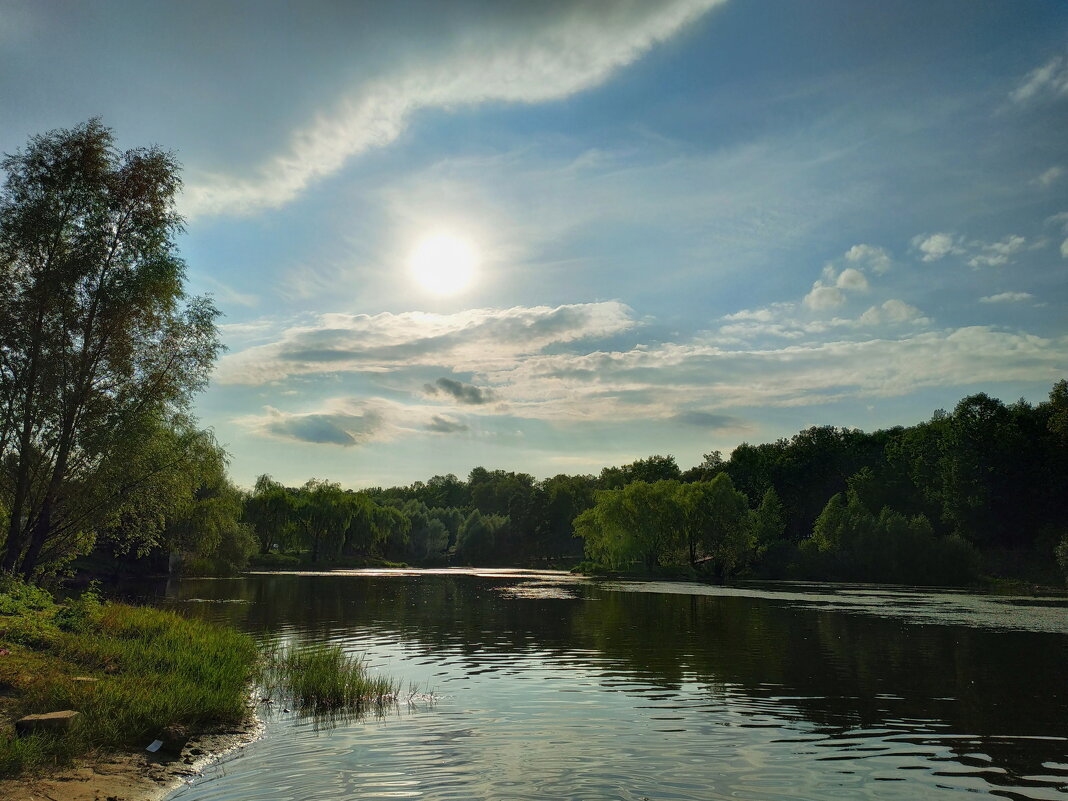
425;415;469;434
425;377;496;405
911;231;1027;267
239;397;471;446
216;301;636;385
181;0;725;218
979;292;1034;304
1010;53;1068;104
1034;166;1064;187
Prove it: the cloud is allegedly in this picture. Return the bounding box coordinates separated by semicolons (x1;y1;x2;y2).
425;415;469;434
1062;239;1068;259
425;377;496;405
979;292;1034;304
835;267;869;291
1010;54;1068;104
803;284;845;310
672;411;746;429
239;397;471;445
802;261;868;311
912;232;963;262
231;308;1063;445
1035;166;1064;187
217;301;635;385
857;299;928;326
508;327;1067;414
911;231;1027;267
181;0;725;218
966;235;1026;268
251;403;386;446
844;244;892;274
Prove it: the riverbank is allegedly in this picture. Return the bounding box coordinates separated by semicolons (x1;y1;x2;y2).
0;578;259;797
0;716;260;801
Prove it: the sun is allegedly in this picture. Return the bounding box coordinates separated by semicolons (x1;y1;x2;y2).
408;232;478;295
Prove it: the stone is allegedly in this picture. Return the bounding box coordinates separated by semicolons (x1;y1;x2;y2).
15;710;80;736
156;724;191;756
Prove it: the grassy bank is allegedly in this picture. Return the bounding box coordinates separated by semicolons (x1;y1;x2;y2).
0;578;257;777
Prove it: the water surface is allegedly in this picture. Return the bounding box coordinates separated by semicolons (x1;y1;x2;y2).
146;570;1067;801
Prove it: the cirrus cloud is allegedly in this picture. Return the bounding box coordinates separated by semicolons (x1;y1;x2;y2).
181;0;726;218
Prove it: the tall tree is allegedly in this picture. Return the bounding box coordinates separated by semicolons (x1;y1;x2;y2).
0;120;220;576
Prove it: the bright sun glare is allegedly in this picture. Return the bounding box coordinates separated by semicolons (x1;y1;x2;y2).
409;232;478;295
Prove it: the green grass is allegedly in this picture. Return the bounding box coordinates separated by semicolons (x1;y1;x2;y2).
0;578;258;778
259;642;399;713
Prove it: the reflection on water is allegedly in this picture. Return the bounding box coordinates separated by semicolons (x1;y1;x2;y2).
143;571;1068;801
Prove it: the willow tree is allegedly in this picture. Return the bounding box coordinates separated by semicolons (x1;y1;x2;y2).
0;120;220;577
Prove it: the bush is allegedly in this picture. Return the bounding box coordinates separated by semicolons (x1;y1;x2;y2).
1056;535;1068;585
53;583;103;634
248;552;301;569
0;577;55;616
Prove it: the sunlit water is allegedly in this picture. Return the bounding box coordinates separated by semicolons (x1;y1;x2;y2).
133;570;1068;801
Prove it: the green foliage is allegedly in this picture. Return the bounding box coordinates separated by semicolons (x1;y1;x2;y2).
454;510;508;564
0;585;257;777
53;583;103;634
1056;534;1068;585
297;479;352;562
678;474;752;575
248;552;301;569
804;491;980;585
0;120;221;578
245;474;302;554
0;575;55;615
575;480;684;570
751;487;786;552
576;477;759;575
599;455;681;489
259;642;398;712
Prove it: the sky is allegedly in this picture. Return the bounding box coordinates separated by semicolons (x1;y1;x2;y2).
2;0;1067;489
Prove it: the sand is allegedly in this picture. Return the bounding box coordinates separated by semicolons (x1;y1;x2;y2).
0;716;262;801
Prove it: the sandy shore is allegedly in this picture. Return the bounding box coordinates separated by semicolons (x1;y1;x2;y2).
0;714;262;801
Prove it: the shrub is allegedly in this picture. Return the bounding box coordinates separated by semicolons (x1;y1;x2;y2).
1056;534;1068;585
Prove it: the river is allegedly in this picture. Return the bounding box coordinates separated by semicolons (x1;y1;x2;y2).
141;569;1067;801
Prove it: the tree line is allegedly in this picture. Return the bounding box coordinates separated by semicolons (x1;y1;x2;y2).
241;379;1067;586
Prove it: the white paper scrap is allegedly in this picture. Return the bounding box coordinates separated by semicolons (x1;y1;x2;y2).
146;739;163;753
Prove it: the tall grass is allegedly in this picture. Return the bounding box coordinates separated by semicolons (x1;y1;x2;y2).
259;642;399;713
0;580;258;777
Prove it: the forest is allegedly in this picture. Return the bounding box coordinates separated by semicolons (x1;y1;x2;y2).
229;380;1068;587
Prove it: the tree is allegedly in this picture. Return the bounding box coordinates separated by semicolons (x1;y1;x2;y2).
751;487;786;552
574;480;683;569
162;445;256;575
454;509;507;564
245;475;300;554
621;454;681;484
0;120;220;577
677;474;752;575
297;480;351;562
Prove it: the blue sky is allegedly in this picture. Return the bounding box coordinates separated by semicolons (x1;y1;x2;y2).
3;0;1066;488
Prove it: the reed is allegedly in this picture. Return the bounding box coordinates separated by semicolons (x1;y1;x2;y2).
259;642;399;712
